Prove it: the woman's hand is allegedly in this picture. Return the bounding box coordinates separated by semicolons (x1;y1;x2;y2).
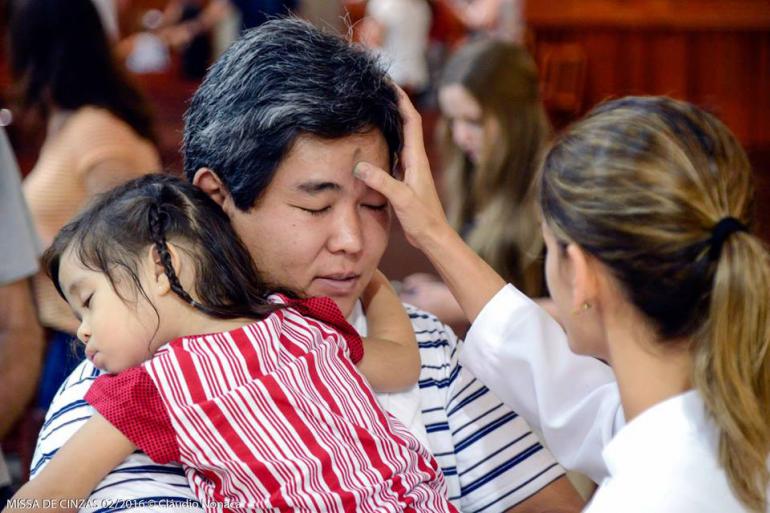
353;87;452;252
356;85;505;322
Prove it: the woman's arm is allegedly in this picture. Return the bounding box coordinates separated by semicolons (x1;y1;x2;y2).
357;270;421;393
353;87;621;481
4;414;135;513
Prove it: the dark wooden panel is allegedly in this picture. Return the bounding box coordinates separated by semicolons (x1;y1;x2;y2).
529;3;770;150
528;0;770;244
526;0;770;29
648;33;688;96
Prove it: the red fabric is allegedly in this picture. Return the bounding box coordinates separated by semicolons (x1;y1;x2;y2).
86;367;179;464
287;296;365;364
82;299;453;512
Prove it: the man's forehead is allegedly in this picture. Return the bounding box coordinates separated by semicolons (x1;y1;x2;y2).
273;132;389;194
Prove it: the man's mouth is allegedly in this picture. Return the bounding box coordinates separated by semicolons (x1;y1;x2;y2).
312;273;361;295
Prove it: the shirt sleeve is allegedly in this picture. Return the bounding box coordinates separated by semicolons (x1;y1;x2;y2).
421;314;564;512
85;367;180;464
0;128;41;285
289;296;364;364
461;284;623;483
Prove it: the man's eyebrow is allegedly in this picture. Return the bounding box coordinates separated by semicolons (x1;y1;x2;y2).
293;181;342;194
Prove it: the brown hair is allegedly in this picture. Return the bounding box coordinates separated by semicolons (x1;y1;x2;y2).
439;39;550;296
540;96;770;512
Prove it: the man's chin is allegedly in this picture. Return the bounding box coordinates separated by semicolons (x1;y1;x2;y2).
306;279;364;318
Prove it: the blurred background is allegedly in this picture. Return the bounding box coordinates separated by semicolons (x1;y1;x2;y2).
1;0;768;279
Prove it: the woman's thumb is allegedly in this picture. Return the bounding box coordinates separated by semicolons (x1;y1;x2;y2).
353;161;405;204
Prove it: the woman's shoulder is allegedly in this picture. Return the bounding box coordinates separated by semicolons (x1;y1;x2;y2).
62;106;159;171
63;107;144;143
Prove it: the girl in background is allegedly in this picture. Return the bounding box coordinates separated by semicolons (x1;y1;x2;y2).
6;174;451;513
10;0;162;407
402;39;550;325
356;92;770;511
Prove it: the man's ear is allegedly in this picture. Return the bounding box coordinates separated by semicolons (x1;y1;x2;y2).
146;243;183;297
565;242;599;313
192;168;228;208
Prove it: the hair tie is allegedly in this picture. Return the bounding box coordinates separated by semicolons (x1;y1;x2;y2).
709;217;747;260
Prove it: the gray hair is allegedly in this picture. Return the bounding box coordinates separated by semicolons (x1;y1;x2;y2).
183;17;402;210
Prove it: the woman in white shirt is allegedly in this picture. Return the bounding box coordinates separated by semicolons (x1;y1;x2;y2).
354;92;770;512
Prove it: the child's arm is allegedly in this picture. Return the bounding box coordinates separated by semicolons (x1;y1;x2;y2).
357;270;421;393
3;414;135;513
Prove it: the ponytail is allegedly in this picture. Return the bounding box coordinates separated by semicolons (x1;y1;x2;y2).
694;232;770;512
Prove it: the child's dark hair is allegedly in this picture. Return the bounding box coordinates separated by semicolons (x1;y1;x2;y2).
43;174;285;320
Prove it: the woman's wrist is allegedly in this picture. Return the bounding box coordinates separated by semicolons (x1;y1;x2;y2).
418;221;462;261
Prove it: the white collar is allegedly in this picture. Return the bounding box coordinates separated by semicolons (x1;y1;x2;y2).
602;390;714;477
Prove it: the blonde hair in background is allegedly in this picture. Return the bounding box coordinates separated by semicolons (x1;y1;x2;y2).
539;96;770;512
439;39;551;296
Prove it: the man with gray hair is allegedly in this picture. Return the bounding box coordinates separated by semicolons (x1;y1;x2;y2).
33;18;583;512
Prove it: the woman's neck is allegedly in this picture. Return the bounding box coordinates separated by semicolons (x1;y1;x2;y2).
605;314;693;422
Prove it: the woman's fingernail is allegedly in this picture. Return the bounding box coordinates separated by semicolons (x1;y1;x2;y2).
353;162;369;179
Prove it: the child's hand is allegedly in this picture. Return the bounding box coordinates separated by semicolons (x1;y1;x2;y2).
356;270;421;393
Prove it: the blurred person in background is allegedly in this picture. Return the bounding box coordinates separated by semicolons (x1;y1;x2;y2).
0;127;44;503
298;0;344;33
359;0;432;97
401;39;549;327
9;0;161;409
156;0;298;51
445;0;525;43
157;0;216;78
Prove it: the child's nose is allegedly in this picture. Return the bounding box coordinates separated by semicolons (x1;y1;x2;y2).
76;322;90;344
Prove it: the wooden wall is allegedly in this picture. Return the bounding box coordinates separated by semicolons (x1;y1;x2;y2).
526;0;770;239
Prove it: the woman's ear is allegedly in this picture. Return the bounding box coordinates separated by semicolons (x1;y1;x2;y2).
146;243;183;297
565;242;599;313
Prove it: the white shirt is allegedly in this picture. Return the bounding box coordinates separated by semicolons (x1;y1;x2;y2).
461;284;621;482
588;390;749;512
461;284;765;510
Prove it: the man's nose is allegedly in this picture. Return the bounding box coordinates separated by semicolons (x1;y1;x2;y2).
328;209;364;254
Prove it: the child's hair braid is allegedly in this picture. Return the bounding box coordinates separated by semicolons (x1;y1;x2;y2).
148;203;199;308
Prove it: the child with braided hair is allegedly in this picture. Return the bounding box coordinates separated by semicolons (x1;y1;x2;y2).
4;174;456;513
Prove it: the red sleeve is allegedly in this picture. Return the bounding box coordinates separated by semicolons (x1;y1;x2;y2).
289;296;364;364
85;367;180;464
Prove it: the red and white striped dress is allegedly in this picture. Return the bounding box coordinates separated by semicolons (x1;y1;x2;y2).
85;296;455;513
